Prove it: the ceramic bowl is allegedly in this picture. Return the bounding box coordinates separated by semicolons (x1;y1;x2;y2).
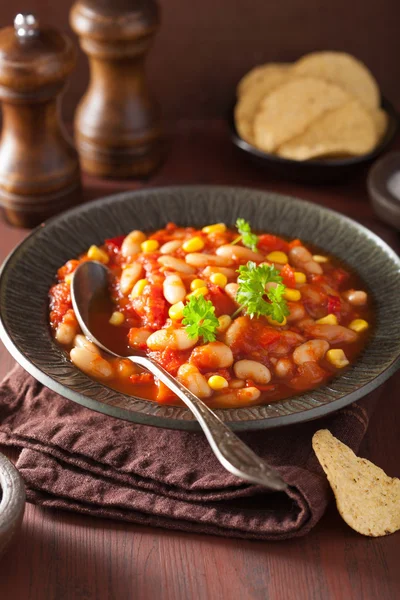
228;98;399;184
0;186;399;431
368;151;400;230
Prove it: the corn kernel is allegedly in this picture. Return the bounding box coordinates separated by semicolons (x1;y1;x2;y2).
267;315;287;327
130;278;149;298
109;311;125;326
210;272;228;288
217;314;232;333
266;251;288;264
182;236;205;253
313;255;329;263
190;278;207;291
283;288;301;302
316;314;338;325
202;223;227;234
64;274;73;285
208;375;229;390
141;239;159;253
87;245;109;264
294;271;306;284
169;301;185;320
326;349;349;368
348;319;369;333
187;286;208;299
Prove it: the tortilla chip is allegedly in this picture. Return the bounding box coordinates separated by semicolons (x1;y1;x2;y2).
253;77;349;153
277;99;377;160
237;62;291;97
294;51;380;110
235;69;293;144
313;430;400;537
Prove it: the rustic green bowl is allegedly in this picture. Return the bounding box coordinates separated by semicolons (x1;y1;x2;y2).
0;186;399;430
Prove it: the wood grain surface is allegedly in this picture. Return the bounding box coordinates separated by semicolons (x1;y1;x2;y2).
0;0;399;123
0;121;399;599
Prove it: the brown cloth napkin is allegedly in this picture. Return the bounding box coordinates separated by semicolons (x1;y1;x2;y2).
0;365;381;540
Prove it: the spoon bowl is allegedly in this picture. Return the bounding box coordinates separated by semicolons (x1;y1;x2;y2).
71;261;288;492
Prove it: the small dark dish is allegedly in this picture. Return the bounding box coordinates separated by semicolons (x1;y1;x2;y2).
228;98;399;184
0;453;25;559
0;186;400;431
368;151;400;230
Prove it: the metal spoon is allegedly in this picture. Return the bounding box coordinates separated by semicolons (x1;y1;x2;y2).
71;261;287;492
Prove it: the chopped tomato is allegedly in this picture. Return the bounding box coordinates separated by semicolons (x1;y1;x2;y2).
287;361;328;391
129;373;154;384
131;284;168;330
49;283;71;327
105;235;126;253
332;268;350;287
288;238;302;249
207;284;237;317
155;380;177;404
280;264;296;288
149;348;190;376
327;294;342;318
57;259;80;281
257;234;289;254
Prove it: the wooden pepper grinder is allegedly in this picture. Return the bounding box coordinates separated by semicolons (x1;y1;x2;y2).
0;14;81;228
70;0;163;178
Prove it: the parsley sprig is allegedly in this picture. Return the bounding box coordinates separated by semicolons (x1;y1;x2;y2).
233;261;289;323
182;295;219;343
232;218;259;252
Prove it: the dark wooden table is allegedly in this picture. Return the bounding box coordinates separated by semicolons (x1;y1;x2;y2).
1;121;399;600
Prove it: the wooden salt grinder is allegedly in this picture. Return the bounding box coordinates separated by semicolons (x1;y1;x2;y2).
70;0;163;178
0;14;81;228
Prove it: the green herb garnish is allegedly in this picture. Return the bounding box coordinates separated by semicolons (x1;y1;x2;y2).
233;261;289;322
182;295;219;342
232;218;259;252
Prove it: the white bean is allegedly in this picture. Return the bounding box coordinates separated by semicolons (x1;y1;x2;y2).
114;358;137;379
233;360;271;384
229;378;245;389
70;347;114;380
216;314;232;333
158;255;196;274
216;244;264;262
293;339;330;365
128;327;151;347
73;334;100;355
289;246;323;275
120;264;144;295
146;328;198;351
304;324;357;344
189;342;233;370
343;290;367;306
55;312;79;345
185;253;233;268
159;240;182;254
275;358;294;378
286;302;306;323
177;363;212;398
224;282;239;302
211;387;261;407
224;316;247;348
121;230;147;258
163;274;186;304
202;266;237;280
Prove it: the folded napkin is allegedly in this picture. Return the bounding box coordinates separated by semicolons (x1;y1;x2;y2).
0;366;381;540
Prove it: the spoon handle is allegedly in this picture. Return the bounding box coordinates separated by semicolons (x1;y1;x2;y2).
129;355;287;492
